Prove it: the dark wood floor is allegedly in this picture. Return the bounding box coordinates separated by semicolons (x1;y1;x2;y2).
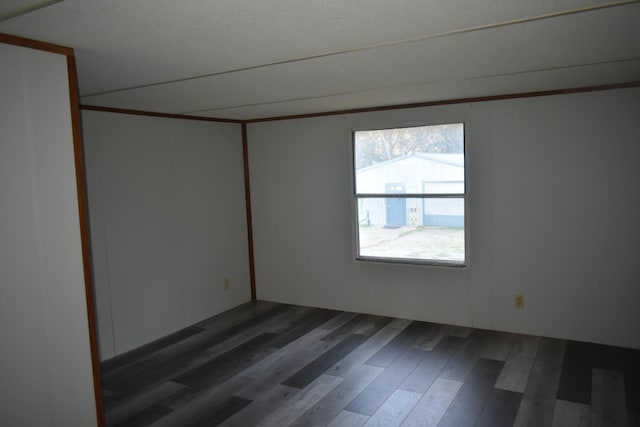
101;301;639;427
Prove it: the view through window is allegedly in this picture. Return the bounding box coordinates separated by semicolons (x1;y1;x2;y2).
354;123;465;265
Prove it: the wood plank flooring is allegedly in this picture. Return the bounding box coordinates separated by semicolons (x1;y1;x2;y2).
101;301;639;427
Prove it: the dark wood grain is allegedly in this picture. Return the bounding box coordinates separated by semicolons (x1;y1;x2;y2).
437;358;505;427
321;314;368;342
353;315;394;337
346;348;427;415
289;364;383;427
326;321;408;378
101;326;206;373
177;395;252;427
400;378;462;427
116;404;173;427
623;347;640;427
150;375;253;426
592;343;640;425
267;308;341;348
205;305;310;357
322;314;391;342
365;321;433;368
439;329;495;382
174;333;278;389
557;340;594;404
258;375;344;427
399;335;465;393
494;335;541;393
193;301;284;332
105;381;184;426
590;368;628;427
221;384;298;427
236;330;344;400
513;338;565;427
326;410;369;426
103;353;173;398
103;329;277;402
474;388;523;427
480;331;516;361
365;389;422;426
282;334;369;389
98;301;640;427
551;399;590;427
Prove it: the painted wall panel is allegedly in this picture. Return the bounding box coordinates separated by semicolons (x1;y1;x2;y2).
247;88;640;349
0;43;97;426
82;111;250;358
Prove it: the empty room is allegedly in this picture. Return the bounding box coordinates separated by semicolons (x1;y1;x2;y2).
1;1;639;426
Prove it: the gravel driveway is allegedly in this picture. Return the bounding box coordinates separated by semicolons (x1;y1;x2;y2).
358;225;464;261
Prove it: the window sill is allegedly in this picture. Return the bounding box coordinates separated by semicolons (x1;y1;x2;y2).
355;256;466;268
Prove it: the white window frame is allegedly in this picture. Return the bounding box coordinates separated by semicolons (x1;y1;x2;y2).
352;123;467;267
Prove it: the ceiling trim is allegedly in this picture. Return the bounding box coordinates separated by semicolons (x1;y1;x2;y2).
181;57;640;116
244;81;640;123
0;31;73;56
79;104;243;124
82;81;640;124
82;0;640;98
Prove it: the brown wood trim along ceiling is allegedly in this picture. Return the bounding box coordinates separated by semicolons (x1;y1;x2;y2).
79;81;640;125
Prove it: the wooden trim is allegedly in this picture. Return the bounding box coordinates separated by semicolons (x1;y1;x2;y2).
67;56;105;427
81;82;640;126
80;104;242;124
242;123;257;300
244;81;640;123
0;32;74;56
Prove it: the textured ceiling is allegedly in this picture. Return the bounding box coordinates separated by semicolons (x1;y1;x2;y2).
1;0;639;120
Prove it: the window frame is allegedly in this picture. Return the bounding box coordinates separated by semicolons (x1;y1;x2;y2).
352;123;467;267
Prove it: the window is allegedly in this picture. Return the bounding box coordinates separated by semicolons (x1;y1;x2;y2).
353;123;465;265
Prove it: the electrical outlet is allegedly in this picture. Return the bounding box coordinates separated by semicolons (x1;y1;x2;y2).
515;294;524;309
224;277;230;290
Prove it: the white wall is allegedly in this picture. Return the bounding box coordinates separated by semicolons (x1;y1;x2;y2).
0;43;97;426
248;87;640;350
82;111;250;359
